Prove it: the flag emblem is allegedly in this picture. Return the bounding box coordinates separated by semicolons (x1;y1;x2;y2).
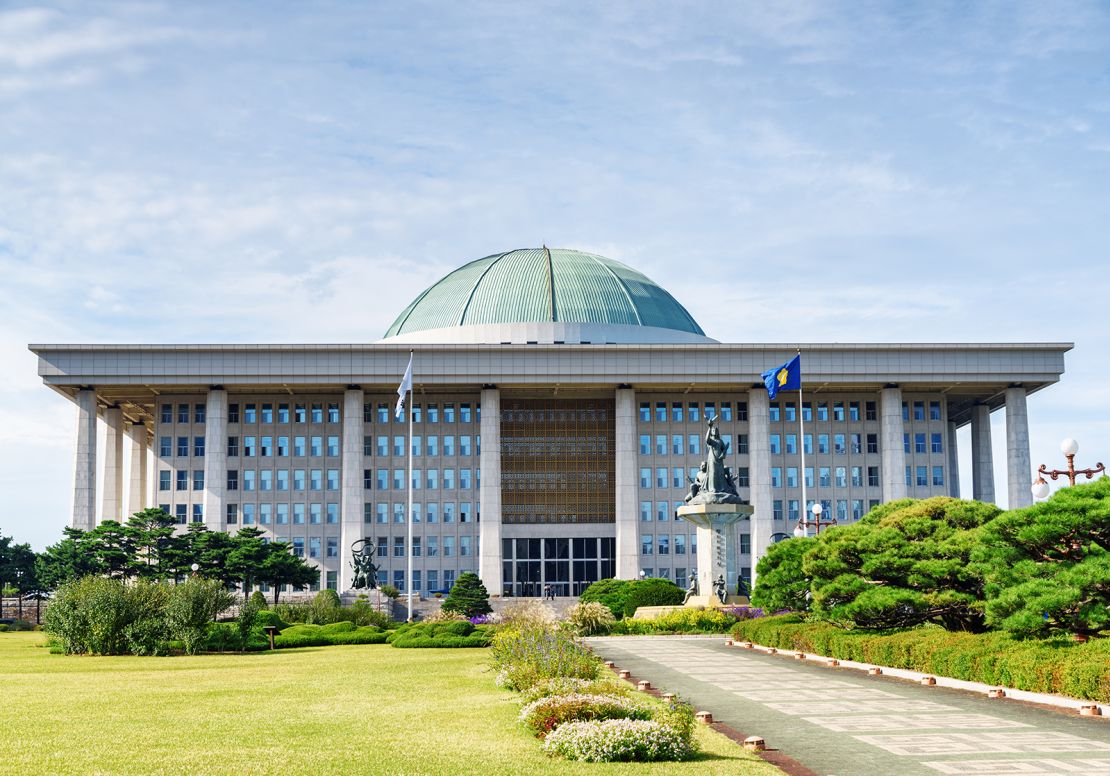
761;355;801;400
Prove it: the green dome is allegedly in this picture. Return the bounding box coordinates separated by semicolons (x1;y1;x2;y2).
384;248;706;339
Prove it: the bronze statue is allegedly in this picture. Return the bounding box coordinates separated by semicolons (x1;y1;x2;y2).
683;571;699;604
713;574;728;605
684;417;742;505
350;539;380;590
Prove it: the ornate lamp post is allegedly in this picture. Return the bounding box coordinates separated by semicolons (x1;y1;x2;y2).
1031;438;1106;500
793;502;837;539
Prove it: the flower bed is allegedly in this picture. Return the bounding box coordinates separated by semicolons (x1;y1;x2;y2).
520;693;650;737
542;719;694;762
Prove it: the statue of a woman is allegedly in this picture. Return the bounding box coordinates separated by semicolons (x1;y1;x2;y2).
705;417;729;494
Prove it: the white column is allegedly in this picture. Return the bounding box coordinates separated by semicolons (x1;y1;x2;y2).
614;387;639;581
747;388;773;589
971;402;995;503
202;388;228;531
340;387;365;591
101;406;124;523
72;388;97;531
127;420;148;516
947;420;961;498
880;386;907;501
478;387;503;595
1005;386;1032;509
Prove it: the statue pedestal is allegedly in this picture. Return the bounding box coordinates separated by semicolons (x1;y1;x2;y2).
676;502;754;604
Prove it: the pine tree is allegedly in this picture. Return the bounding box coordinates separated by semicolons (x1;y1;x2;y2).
441;572;492;617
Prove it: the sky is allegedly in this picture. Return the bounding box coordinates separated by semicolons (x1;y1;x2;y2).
2;1;1109;550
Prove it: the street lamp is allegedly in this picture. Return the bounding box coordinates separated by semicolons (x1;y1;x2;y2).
1031;438;1106;500
190;563;199;577
793;502;837;538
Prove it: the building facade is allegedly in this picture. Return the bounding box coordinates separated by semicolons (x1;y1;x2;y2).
31;248;1069;597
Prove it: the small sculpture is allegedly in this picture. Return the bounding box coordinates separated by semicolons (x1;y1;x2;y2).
713;574;728;605
683;571;699;604
350;539;380;590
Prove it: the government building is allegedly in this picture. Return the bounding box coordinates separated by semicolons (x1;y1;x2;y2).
30;248;1069;597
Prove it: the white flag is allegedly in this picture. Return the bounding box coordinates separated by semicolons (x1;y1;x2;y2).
395;353;413;419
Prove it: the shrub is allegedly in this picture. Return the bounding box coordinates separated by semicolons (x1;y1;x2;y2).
44;576;170;656
611;607;738;634
386;620;491;648
566;602;616;636
391;634;490;648
166;578;235;655
490;624;600;691
346;598;394;628
307;589;344;624
500;600;556;630
204;622;242;652
978;479;1110;638
379;584;400;600
731;614;1110;702
579;579;634;620
272;601;311;624
520;693;650;737
519;677;630;704
248;590;268;610
441;572;492;618
273;623;389;648
621;578;684;617
236;595;264;648
751;536;817;613
542;719;694;762
0;620;33;632
422;608;468;623
255;610;290;631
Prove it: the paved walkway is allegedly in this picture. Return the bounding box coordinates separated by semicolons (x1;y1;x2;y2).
584;636;1110;776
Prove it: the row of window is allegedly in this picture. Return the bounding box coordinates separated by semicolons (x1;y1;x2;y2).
637;533;704;556
364;435;478;457
365;402;476;425
369;535;474;557
363;468;477;491
381;569;467;594
162;435;482;459
362;502;477;524
770;499;881;522
771;466;881;488
905;433;945;454
639;401;745;423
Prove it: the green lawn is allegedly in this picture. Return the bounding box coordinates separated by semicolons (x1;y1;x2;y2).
0;633;779;775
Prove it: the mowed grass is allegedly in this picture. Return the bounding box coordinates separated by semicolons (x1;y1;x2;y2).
0;633;779;776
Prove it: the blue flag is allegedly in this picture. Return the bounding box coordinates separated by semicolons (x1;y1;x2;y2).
761;355;801;400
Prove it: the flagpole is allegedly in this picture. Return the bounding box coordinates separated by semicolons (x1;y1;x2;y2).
406;349;414;622
797;348;806;533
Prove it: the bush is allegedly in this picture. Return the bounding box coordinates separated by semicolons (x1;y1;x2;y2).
542;719;694;762
422;608;469;623
379;584;400;600
306;589;344;624
255;610;290;631
519;677;631;704
611;607;739;635
490;624;601;691
579;579;634;620
346;598;394;628
386;620;491;648
441;572;492;618
273;623;389;648
566;602;616;636
248;590;268;610
44;576;170;656
520;693;650;737
204;622;243;652
499;600;556;630
751;536;817;613
1;619;34;632
166;578;236;655
621;578;684;617
731;614;1110;702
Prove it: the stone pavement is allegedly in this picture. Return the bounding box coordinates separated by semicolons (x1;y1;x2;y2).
584;636;1110;776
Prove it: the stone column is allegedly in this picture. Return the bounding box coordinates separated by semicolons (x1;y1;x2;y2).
880;386;907;501
1005;386;1032;508
947;420;961;498
202;388;228;531
747;387;773;589
127;421;149;515
101;406;124;523
614;387;639;581
478;387;503;595
72;388;97;531
340;387;365;591
971;403;995;503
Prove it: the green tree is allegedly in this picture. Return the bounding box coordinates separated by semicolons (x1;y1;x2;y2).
226;528;270;592
259;542;319;606
978;478;1110;638
579;578;634;619
84;521;135;578
177;525;239;588
37;528;104;590
751;536;817;613
441;572;492;618
805;497;1001;631
622;577;684;617
125;508;179;580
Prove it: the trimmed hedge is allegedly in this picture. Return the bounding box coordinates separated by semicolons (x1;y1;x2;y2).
273;623;388;648
387;621;492;648
731;614;1110;702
